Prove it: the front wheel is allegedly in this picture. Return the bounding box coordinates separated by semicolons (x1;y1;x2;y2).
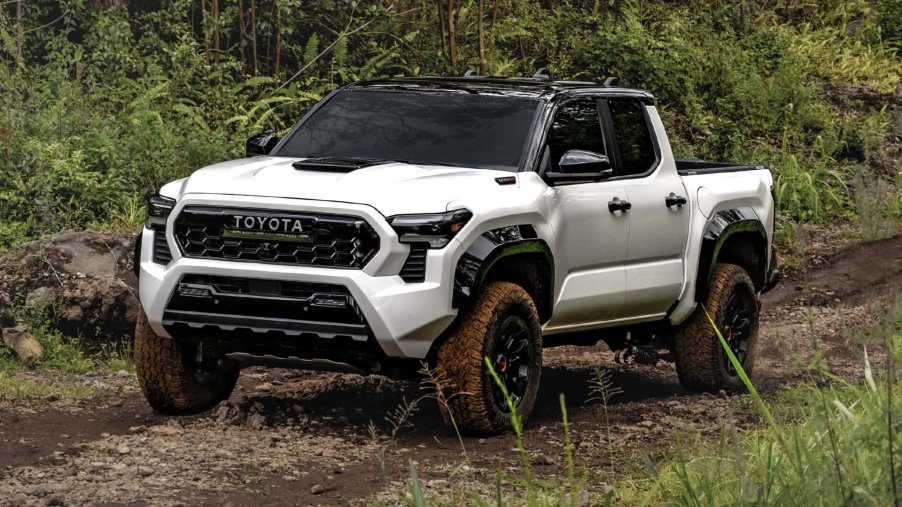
134;310;239;414
674;263;760;391
435;281;543;435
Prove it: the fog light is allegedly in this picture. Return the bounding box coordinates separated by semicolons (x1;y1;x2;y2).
311;296;348;308
179;285;212;298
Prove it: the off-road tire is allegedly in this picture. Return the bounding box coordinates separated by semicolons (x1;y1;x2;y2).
134;310;239;414
435;281;542;435
674;263;759;392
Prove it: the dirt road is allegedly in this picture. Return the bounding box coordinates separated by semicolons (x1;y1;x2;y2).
1;236;899;506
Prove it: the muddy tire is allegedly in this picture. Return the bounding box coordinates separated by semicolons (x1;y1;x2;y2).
435;281;542;435
674;263;759;392
134;310;239;414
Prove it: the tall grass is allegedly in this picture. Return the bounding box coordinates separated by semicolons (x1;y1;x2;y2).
619;301;902;506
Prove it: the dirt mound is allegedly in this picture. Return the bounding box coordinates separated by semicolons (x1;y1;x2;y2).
764;235;902;308
0;231;139;342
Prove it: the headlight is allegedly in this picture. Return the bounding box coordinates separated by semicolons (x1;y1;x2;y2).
387;209;472;248
146;194;176;228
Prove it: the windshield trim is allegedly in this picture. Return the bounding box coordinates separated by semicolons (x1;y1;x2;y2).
272;88;544;173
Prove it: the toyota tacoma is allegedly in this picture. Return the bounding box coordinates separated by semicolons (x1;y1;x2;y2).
133;73;780;433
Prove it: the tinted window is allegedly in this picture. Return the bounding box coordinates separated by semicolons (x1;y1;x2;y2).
608;99;656;176
277;90;539;172
546;99;606;170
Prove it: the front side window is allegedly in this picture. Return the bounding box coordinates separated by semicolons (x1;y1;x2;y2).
277;90;540;172
545;99;606;170
608;99;656;177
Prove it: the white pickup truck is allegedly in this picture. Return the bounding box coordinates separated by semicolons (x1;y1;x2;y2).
133;74;780;433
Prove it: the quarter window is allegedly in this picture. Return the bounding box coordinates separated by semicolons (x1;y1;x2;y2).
608;99;656;177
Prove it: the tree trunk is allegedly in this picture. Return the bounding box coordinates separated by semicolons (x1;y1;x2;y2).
15;0;23;60
212;0;220;67
201;0;210;66
274;3;281;76
237;0;246;67
436;0;447;62
478;0;485;74
448;0;457;71
250;0;258;75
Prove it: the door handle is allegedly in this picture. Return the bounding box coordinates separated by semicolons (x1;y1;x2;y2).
665;193;688;207
608;197;632;213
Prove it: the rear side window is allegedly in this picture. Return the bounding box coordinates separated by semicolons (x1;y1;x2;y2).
546;99;606;170
608;99;656;177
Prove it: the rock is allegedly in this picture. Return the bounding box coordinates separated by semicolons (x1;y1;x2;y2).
255;382;274;392
116;444;131;455
137;466;154;477
25;286;54;307
2;326;43;361
149;425;182;436
115;369;131;378
0;232;139;342
310;484;325;495
533;454;554;466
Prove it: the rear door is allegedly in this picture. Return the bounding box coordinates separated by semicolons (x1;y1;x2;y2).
603;98;690;316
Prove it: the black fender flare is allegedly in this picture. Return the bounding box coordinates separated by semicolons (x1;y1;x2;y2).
453;225;554;320
695;207;769;301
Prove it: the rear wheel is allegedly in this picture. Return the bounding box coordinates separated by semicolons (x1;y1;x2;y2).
135;310;239;414
435;281;542;434
674;263;759;391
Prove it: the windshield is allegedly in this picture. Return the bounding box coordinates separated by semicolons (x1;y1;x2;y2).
276;89;540;171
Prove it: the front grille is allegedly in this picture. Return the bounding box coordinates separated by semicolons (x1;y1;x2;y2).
164;275;368;341
174;207;379;268
399;243;428;283
151;225;172;264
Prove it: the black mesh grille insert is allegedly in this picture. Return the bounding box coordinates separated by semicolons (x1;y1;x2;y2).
399;243;428;283
174;207;379;268
151;225;172;264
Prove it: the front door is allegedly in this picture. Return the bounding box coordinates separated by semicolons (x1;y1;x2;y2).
543;98;631;328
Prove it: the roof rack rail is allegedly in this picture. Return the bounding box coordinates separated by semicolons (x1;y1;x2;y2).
603;76;620;86
533;67;552;80
463;69;479;77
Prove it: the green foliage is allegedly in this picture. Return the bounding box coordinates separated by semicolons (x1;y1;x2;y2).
0;0;898;245
0;372;95;401
13;305;94;374
766;132;851;222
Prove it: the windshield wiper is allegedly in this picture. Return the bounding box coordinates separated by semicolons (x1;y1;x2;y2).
292;157;393;172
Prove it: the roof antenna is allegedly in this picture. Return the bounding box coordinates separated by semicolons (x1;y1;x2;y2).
603;76;620;86
463;69;479;77
533;67;552;80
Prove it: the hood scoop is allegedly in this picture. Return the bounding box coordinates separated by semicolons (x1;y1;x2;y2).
292;157;389;173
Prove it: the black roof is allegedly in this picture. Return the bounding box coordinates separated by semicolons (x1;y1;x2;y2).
349;76;655;103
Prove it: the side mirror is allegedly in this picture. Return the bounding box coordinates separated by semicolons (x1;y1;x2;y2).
246;133;279;157
545;149;613;184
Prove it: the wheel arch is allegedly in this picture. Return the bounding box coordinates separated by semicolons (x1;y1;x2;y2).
453;225;554;324
695;208;768;301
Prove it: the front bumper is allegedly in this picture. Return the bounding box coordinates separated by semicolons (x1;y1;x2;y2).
138;194;460;359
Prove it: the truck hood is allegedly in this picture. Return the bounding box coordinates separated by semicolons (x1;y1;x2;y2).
178;157;516;216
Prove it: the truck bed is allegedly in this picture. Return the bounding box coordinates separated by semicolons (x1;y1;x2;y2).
675;159;764;176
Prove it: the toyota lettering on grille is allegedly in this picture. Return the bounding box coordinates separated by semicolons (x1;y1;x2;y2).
222;215;312;243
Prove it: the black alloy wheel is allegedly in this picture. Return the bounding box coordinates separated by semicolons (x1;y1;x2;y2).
491;315;533;411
